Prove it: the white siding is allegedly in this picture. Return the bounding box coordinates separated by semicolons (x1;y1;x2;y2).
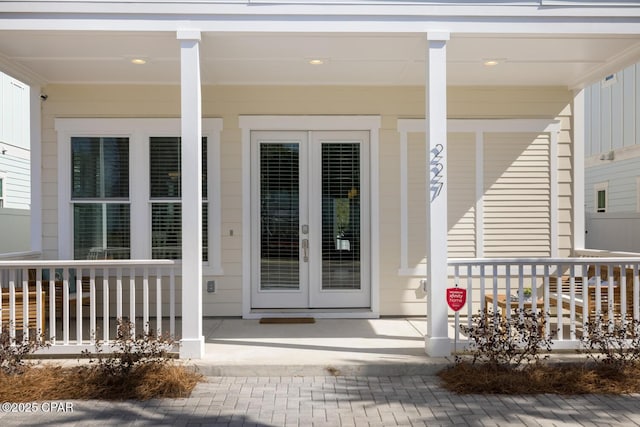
0;71;31;210
0;72;29;150
585;62;640;157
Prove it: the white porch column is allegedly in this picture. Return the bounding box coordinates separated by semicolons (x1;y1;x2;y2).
29;84;42;253
424;32;450;357
178;30;204;359
572;88;586;251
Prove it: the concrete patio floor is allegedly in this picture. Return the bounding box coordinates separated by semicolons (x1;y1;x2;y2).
196;317;452;377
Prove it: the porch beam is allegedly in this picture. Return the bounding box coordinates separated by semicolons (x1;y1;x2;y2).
178;29;204;359
424;31;450;357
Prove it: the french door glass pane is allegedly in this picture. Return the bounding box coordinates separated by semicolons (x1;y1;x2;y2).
321;143;360;290
71;137;129;199
260;143;300;290
73;203;130;260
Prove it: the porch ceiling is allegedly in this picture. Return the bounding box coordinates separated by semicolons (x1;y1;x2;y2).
0;30;639;88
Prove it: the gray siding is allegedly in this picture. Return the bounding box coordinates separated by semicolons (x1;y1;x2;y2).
585;159;638;213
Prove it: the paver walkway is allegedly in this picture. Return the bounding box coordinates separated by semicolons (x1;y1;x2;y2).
1;375;640;426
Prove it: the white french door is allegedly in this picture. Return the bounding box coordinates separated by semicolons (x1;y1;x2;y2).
251;130;370;309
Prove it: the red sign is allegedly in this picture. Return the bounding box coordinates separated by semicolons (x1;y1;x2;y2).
446;287;467;312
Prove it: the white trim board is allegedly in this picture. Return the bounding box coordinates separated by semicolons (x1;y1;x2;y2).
239;115;381;318
54;117;223;275
397;118;562;277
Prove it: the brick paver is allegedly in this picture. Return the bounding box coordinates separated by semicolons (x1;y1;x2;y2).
0;375;639;426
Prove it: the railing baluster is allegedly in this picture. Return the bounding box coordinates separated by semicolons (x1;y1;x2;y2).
479;265;486;313
543;264;550;339
48;268;55;344
76;268;83;344
116;268;123;323
170;267;175;338
505;264;512;319
63;268;69;345
156;267;162;336
9;269;15;339
634;264;640;323
129;267;135;337
22;268;29;341
90;268;96;344
103;269;109;343
465;265;472;328
143;267;149;335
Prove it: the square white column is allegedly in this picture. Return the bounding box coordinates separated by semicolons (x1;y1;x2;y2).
178;30;204;359
424;32;451;358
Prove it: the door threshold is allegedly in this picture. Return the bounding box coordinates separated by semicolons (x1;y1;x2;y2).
245;308;378;319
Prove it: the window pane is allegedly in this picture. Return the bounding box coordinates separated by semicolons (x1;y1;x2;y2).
71;137;129;199
150;137;207;199
73;203;130;260
597;190;606;212
152;203;182;259
151;202;209;261
202;202;209;262
150;137;181;198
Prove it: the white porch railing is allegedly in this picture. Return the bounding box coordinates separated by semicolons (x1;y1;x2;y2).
449;256;640;351
0;260;177;354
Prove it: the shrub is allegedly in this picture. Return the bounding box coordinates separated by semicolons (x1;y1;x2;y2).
458;309;554;368
0;324;49;375
579;314;640;369
82;318;177;376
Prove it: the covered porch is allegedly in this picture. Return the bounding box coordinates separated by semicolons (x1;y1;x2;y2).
1;1;640;359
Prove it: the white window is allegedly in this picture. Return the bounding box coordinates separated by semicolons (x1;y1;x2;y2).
594;182;608;213
149;136;208;261
71;137;130;259
56;118;223;274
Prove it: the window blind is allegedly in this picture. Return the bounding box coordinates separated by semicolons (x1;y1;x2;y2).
149;137;209;261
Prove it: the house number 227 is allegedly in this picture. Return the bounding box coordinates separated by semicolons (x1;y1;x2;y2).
430;143;444;202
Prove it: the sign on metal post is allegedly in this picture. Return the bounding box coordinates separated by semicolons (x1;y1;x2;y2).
447;286;467;354
446;287;466;312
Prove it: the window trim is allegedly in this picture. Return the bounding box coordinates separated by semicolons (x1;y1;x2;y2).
0;172;5;208
55;118;223;275
637;177;640;213
594;181;608;213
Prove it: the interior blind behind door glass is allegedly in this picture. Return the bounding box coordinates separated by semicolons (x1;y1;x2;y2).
260;143;300;290
321;142;360;290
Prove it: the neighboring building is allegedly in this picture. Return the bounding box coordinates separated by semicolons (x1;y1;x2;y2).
1;1;640;358
0;71;30;210
585;62;640;252
0;71;30;252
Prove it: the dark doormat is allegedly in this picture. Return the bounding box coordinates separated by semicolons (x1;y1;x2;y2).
259;317;316;324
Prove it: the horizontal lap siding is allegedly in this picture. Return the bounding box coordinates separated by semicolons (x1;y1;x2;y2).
483;133;551;257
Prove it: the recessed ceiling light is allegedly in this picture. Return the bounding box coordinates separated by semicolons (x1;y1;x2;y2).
483;59;499;67
309;59;324;65
131;58;147;65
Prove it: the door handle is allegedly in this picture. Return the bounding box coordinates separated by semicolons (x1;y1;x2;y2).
302;239;309;262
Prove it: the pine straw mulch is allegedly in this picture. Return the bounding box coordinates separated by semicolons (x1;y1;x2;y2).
438;362;640;395
0;363;204;402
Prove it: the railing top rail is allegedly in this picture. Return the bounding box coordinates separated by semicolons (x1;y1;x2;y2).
448;257;640;265
574;249;640;258
0;259;177;267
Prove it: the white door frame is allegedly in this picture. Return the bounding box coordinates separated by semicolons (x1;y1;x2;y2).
239;115;381;318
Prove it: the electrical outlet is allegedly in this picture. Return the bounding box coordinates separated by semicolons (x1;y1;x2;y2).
207;280;216;293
